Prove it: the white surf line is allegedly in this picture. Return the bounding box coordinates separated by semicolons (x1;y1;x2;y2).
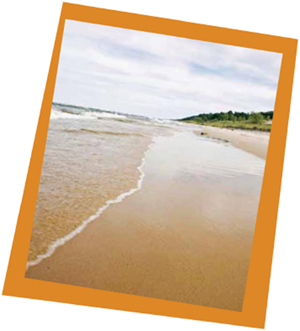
26;140;154;270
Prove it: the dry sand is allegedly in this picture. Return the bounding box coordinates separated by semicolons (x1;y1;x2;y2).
195;126;270;160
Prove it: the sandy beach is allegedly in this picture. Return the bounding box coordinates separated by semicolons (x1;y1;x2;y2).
194;126;270;160
26;118;267;311
21;17;282;320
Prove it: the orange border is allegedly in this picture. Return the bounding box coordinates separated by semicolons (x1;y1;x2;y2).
2;3;298;328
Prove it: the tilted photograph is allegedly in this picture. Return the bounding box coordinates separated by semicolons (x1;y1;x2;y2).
25;19;282;312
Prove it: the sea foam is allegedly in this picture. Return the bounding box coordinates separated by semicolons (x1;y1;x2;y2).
50;108;127;121
26;141;152;270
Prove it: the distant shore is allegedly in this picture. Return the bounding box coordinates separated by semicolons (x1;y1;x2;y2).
179;110;273;132
194;125;270;160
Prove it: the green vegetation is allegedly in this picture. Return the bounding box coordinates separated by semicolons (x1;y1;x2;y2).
180;110;273;132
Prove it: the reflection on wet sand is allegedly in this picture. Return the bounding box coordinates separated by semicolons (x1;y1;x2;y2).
26;125;266;311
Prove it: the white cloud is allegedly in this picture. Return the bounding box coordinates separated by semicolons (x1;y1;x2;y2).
53;20;282;119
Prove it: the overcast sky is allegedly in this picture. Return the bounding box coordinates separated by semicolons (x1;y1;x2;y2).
53;20;282;119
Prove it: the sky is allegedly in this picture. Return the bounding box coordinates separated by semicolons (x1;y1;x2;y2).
53;20;282;119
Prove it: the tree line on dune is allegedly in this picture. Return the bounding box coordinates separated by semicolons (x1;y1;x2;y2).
181;111;273;124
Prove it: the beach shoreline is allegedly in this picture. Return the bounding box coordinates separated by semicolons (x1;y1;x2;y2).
194;125;270;160
26;130;265;311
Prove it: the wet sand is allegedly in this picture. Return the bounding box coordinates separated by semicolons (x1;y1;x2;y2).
28;117;152;261
195;126;270;160
26;131;265;311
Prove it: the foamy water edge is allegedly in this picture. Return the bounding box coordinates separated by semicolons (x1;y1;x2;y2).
26;140;153;270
